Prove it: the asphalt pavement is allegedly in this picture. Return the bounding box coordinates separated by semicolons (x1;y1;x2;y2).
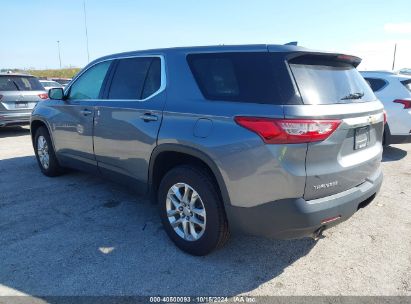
0;126;410;298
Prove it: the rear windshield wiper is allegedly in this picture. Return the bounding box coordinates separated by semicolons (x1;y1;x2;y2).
340;92;364;100
11;80;21;91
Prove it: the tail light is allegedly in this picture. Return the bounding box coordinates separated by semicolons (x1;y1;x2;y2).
383;110;387;124
393;99;411;109
38;93;48;99
234;117;341;144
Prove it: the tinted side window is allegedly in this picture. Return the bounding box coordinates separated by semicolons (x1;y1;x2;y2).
364;78;387;92
108;57;160;100
141;58;161;99
187;52;283;104
401;79;411;92
68;61;111;100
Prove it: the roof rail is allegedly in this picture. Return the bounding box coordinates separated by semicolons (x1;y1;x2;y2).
361;70;397;74
284;41;298;46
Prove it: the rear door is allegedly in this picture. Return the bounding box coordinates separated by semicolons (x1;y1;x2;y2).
93;55;166;191
284;53;384;200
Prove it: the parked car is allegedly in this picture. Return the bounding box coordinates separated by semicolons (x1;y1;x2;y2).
31;45;384;255
39;80;64;91
0;73;48;127
399;68;411;76
51;78;72;88
361;71;411;145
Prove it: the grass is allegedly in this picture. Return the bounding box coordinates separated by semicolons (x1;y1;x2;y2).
27;68;81;79
1;68;81;79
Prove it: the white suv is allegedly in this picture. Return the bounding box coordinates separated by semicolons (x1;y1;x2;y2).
361;71;411;145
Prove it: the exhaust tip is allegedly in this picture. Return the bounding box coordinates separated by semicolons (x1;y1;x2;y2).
312;226;326;240
358;193;376;210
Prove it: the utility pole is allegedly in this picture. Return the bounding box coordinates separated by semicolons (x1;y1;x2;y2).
57;40;62;69
392;43;397;71
83;0;90;63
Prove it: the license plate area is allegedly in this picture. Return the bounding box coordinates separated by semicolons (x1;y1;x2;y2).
15;102;28;109
354;126;370;150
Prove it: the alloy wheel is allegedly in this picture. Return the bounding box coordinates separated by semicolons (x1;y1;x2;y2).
37;135;50;170
166;183;206;241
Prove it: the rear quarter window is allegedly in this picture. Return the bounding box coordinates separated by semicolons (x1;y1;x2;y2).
401;79;411;92
186;52;288;104
364;77;387;92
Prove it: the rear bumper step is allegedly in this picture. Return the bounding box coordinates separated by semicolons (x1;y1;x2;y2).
225;168;383;239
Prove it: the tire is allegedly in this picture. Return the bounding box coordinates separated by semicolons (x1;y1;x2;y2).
34;126;64;177
158;165;230;255
383;123;391;147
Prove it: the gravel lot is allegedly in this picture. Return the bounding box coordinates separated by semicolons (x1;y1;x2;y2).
0;126;410;297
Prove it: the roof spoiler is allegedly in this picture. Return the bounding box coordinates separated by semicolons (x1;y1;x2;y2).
287;52;362;67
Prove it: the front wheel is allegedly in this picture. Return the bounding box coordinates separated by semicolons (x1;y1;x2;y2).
158;165;230;255
34;126;64;177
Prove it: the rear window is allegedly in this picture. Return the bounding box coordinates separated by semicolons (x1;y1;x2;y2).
364;78;387;92
53;79;71;85
0;75;44;91
399;69;411;76
401;79;411;92
187;52;284;104
41;81;62;87
289;56;376;104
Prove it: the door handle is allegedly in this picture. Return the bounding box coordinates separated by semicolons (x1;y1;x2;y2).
80;109;93;116
140;113;158;122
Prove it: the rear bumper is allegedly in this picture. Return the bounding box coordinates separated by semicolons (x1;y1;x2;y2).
0;112;31;127
225;168;383;239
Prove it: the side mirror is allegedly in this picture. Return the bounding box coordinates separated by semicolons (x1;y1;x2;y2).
48;88;64;100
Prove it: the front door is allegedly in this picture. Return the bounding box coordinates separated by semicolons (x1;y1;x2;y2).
51;60;112;171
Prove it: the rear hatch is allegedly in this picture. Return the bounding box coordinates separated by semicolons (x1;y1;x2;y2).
0;75;47;112
284;53;384;200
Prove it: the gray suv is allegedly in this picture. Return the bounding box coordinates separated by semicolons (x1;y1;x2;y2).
31;45;384;255
0;73;48;127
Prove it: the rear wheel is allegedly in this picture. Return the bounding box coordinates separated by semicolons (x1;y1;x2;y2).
34;126;64;177
383;128;390;147
158;165;230;255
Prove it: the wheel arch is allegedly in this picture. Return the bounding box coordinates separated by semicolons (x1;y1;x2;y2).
149;144;232;207
30;118;56;151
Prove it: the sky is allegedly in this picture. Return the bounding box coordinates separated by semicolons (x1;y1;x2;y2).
1;0;410;71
